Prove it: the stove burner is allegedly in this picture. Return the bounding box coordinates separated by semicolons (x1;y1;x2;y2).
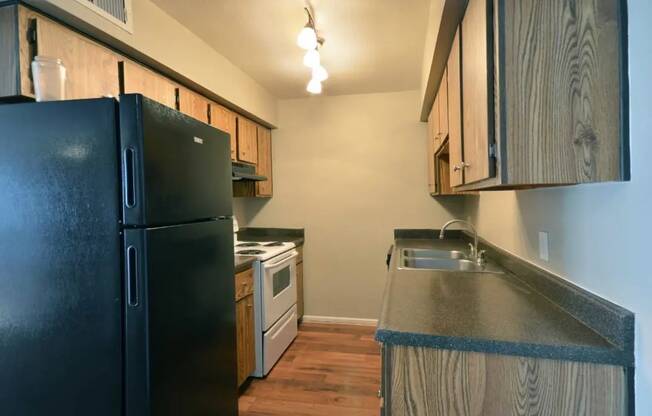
236;249;265;255
236;242;261;247
264;242;284;247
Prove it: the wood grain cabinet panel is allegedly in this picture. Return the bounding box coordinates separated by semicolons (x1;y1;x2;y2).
501;0;625;185
447;27;464;188
385;345;626;416
453;0;627;191
437;67;448;143
236;293;255;387
119;60;177;109
461;0;493;185
210;101;237;160
236;116;258;164
255;126;273;197
234;268;254;301
427;103;438;194
0;5;122;100
177;87;209;124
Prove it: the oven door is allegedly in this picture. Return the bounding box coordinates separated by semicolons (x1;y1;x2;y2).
261;250;298;331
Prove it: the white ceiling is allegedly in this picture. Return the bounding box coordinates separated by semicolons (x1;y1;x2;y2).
150;0;430;99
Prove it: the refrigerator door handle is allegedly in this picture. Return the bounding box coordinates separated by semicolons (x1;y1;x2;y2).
126;245;139;306
123;147;137;208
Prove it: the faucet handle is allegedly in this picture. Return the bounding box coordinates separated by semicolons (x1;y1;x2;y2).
477;250;487;265
467;243;476;258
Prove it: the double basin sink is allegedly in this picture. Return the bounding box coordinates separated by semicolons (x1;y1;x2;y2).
399;248;504;274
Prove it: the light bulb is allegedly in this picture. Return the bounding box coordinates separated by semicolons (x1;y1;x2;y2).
312;65;328;82
303;49;320;68
297;26;318;50
307;78;322;94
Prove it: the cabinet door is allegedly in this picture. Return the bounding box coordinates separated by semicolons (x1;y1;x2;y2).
438;68;449;142
256;126;273;197
462;0;493;184
210;102;237;160
448;27;464;187
296;262;304;320
177;87;209;124
120;60;177;109
236;294;255;386
237;116;258;164
427;103;437;194
33;13;121;99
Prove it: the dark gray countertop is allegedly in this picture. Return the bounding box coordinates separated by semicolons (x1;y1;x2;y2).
237;227;304;247
376;237;631;366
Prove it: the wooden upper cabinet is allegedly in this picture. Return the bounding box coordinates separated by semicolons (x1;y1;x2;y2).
0;5;121;100
447;27;464;188
437;68;449;142
256;126;273;197
177;87;209;124
237;116;258;165
210;102;237;160
427;104;437;194
119;60;177;109
500;0;625;185
461;0;493;185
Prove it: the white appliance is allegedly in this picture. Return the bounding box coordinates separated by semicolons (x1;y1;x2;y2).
234;238;298;377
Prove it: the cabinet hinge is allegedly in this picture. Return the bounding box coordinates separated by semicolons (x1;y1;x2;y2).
489;142;497;158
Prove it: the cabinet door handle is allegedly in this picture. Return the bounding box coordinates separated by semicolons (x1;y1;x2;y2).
453;165;462;172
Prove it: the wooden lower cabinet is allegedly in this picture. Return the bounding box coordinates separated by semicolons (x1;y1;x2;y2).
235;268;255;387
383;344;626;416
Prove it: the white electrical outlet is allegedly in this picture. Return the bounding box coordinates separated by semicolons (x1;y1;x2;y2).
538;231;549;261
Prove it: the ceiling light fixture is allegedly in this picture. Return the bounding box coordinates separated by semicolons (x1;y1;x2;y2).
306;78;322;94
303;48;320;68
297;8;318;50
297;7;328;95
312;65;328;82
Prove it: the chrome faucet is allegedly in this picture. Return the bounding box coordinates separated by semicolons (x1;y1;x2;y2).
439;219;485;265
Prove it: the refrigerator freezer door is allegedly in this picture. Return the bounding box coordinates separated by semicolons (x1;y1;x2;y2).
120;94;233;227
124;219;237;416
0;99;122;415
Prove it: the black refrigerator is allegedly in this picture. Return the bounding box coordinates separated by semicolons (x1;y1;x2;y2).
0;94;238;415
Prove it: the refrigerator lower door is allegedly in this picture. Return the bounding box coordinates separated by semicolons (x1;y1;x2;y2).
0;98;122;415
124;219;237;416
119;94;233;227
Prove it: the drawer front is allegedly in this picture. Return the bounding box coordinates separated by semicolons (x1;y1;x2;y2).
235;268;254;301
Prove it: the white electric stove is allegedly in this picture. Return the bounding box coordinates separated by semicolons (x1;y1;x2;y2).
234;235;299;377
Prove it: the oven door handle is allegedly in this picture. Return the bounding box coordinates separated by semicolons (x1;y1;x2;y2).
263;250;299;269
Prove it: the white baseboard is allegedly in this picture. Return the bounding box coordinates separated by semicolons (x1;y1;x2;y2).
301;315;378;326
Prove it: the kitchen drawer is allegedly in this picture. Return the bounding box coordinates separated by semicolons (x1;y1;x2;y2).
235;268;254;301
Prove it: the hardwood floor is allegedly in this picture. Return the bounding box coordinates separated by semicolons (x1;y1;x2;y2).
239;323;381;416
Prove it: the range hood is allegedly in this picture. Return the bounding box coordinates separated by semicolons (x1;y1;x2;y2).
232;162;267;181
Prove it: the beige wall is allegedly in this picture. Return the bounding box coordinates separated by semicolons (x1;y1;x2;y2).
464;0;652;410
26;0;278;125
234;90;464;319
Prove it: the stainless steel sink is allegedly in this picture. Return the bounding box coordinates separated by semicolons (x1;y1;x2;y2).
400;257;503;273
401;248;468;260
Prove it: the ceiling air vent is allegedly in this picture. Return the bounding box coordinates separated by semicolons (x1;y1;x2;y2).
74;0;133;33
